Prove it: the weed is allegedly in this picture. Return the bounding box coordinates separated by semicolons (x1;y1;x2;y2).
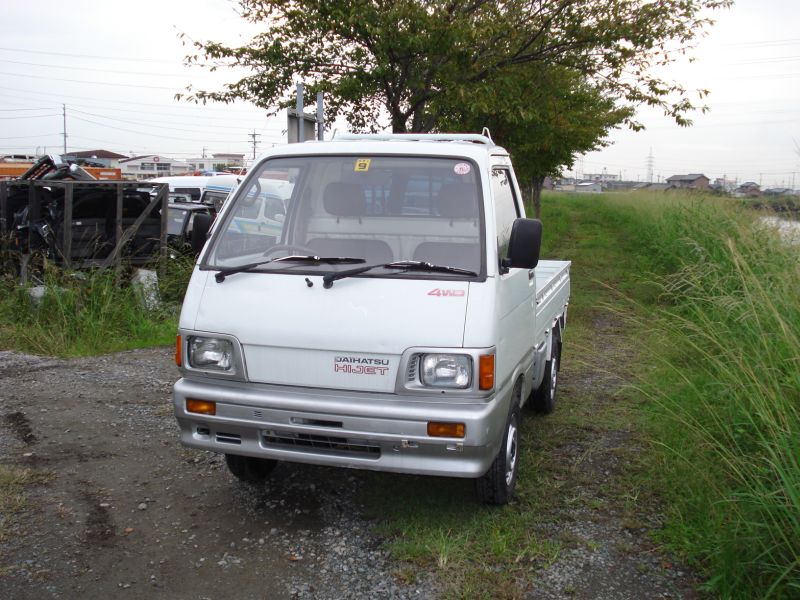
0;257;192;356
0;465;52;541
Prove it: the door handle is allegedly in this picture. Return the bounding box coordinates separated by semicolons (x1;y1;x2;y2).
528;269;535;280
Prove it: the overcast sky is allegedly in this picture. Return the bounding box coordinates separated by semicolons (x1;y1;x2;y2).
1;0;798;188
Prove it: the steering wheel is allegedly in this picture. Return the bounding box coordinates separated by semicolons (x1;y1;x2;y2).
263;243;318;258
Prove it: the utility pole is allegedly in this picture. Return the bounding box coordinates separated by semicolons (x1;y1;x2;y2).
202;147;207;159
62;104;67;153
316;91;325;141
248;130;261;160
646;147;654;183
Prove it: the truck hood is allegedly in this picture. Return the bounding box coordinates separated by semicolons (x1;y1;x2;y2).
190;271;470;392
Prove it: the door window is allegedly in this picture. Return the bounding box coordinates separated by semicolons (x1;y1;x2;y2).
491;168;520;264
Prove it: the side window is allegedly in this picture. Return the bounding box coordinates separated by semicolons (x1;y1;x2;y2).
491;168;520;265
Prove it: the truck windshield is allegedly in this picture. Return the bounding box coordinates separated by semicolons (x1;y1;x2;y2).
203;155;484;277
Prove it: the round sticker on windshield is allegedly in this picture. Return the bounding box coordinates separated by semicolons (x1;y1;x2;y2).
454;162;471;175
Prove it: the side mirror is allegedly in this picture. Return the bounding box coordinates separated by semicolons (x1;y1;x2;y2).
191;213;213;255
504;218;542;270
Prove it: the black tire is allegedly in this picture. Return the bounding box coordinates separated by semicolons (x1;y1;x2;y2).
476;393;521;505
531;325;561;414
224;454;277;484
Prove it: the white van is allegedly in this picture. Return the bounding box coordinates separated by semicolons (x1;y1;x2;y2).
173;134;570;504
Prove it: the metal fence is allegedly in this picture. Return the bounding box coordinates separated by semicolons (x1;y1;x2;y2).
0;180;169;281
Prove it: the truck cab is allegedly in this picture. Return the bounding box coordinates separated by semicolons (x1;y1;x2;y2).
173;134;570;504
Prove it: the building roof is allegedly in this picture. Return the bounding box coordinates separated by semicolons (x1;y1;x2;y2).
666;173;708;182
119;155;188;164
65;149;128;160
119;155;157;163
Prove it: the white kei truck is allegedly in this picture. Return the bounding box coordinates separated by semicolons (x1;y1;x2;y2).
172;133;571;504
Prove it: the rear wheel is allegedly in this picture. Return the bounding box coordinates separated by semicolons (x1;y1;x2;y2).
531;325;561;414
476;392;521;505
224;454;277;483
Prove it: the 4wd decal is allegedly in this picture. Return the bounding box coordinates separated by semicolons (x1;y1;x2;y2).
334;355;389;375
427;288;466;297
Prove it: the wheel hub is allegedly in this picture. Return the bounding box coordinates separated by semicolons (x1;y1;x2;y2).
505;419;518;486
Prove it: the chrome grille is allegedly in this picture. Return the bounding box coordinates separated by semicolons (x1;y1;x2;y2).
262;430;380;458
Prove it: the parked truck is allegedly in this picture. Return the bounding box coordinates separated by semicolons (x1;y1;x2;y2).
172;133;570;504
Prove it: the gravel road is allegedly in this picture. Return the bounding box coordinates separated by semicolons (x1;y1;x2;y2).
0;348;435;600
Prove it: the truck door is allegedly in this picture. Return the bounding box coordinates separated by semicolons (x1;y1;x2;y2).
492;167;536;392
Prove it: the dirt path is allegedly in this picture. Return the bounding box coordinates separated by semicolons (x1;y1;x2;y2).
523;313;700;599
0;311;700;600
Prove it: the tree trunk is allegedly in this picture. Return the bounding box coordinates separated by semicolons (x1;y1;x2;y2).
531;176;545;219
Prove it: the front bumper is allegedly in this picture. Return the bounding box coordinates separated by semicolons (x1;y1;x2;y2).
172;377;511;477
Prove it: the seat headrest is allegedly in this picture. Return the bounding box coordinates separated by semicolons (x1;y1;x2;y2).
323;182;366;217
438;183;478;219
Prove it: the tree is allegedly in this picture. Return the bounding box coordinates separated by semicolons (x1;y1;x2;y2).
436;63;632;215
180;0;730;135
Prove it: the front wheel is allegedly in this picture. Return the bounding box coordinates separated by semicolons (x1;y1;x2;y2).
476;400;520;505
224;454;277;484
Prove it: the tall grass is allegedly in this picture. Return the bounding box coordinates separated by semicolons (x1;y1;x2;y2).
0;257;193;356
617;194;800;598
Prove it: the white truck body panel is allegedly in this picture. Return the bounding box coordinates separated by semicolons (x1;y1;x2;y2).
173;135;570;480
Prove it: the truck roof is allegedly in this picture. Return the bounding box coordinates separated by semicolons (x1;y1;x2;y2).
260;133;510;163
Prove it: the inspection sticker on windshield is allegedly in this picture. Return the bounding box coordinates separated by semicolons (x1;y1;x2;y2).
354;158;371;172
454;162;471;175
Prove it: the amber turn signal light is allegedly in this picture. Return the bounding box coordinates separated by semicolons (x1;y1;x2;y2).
427;422;465;438
479;354;495;390
175;334;182;367
186;399;216;415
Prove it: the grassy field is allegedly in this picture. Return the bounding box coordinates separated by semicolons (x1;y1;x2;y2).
622;195;800;599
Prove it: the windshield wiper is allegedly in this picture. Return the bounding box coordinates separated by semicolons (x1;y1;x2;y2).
322;260;477;289
214;255;365;283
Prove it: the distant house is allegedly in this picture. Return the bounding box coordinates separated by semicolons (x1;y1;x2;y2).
118;155;191;180
665;173;710;190
763;188;793;197
634;182;671;192
734;182;761;198
712;177;737;193
575;181;602;193
186;157;215;173
212;153;245;168
63;149;128;168
584;172;619;183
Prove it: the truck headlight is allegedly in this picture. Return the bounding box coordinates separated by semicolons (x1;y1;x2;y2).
189;337;233;371
421;354;471;389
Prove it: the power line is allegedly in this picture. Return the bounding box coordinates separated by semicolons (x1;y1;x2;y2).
0;107;53;112
0;70;180;90
0;58;224;79
0;45;177;64
67;106;282;132
0;85;267;116
0;114;60;119
69;108;255;135
68;114;282;145
0;133;62;140
721;37;800;48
